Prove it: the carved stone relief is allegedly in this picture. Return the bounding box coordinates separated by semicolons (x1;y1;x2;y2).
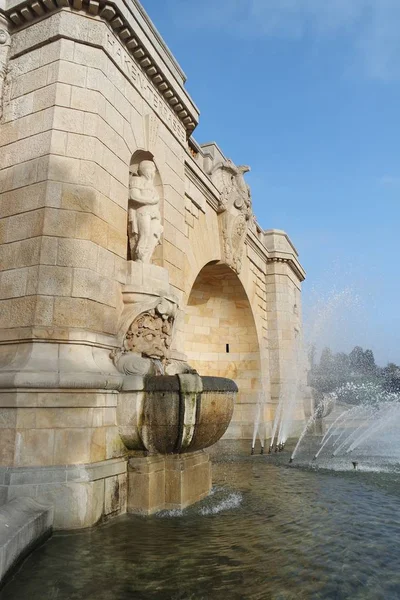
123;308;173;359
128;159;163;263
210;160;253;274
111;298;176;375
144;113;160;154
0;20;11;120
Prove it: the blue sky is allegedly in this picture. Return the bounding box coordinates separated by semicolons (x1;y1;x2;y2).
141;0;400;366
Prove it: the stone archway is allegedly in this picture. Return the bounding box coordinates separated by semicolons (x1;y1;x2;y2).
183;262;262;439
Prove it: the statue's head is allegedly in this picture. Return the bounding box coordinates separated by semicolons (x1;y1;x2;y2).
138;160;156;179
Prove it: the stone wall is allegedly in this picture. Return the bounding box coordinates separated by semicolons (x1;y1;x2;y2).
0;0;306;527
184;263;262;439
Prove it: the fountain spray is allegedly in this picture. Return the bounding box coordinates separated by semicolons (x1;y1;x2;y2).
314;408;350;459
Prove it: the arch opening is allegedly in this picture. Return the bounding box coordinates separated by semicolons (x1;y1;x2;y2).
183;262;262;439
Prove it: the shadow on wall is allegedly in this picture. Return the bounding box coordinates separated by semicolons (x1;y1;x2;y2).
183;262;262;439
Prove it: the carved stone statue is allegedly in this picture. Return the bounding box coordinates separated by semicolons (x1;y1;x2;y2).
123;308;173;359
210;160;253;274
111;298;176;376
128;159;163;263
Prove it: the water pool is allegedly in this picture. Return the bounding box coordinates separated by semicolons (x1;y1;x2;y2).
1;442;399;600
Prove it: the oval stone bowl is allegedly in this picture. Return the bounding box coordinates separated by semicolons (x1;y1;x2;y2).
117;374;237;454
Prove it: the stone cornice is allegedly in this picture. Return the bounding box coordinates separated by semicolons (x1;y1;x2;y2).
267;255;306;282
246;232;305;282
128;0;186;84
1;0;199;136
264;228;300;257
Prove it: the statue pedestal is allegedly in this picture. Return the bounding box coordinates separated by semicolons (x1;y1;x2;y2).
127;451;211;515
165;451;212;510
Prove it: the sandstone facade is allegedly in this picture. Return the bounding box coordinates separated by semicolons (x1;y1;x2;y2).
0;0;306;527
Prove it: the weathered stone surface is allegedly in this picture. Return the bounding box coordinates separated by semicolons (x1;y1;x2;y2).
0;497;53;586
0;459;127;528
165;451;211;509
117;375;235;454
127;455;165;515
127;451;211;514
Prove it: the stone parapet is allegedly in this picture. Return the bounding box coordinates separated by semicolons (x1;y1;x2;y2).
0;458;127;528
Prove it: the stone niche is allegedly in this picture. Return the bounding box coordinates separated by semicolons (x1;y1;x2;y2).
0;0;306;530
127;150;164;266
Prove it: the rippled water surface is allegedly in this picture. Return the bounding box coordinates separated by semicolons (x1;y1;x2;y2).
1;441;400;600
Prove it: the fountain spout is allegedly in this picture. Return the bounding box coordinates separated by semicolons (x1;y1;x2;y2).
152;359;165;376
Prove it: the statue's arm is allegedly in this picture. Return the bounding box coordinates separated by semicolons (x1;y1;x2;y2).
129;185;159;206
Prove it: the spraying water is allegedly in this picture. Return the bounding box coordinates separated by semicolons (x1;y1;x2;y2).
290;395;335;462
251;385;269;454
267;286;361;454
292;381;400;469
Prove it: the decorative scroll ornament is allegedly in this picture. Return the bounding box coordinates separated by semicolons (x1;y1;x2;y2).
210;160;253;274
128;159;163;263
0;25;11;120
111;299;176;375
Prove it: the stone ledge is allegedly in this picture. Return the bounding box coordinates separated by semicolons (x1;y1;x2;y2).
0;341;123;391
0;497;53;587
0;457;127;486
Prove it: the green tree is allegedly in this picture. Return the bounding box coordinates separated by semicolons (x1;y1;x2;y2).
363;349;376;375
349;346;365;373
381;362;400;393
319;347;334;370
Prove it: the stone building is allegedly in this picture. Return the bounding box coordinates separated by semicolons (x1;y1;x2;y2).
0;0;305;527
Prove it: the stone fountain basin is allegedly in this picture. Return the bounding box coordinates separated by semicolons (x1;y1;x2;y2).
117;374;237;454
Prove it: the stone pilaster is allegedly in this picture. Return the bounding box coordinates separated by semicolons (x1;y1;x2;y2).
0;14;10;120
265;230;306;433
